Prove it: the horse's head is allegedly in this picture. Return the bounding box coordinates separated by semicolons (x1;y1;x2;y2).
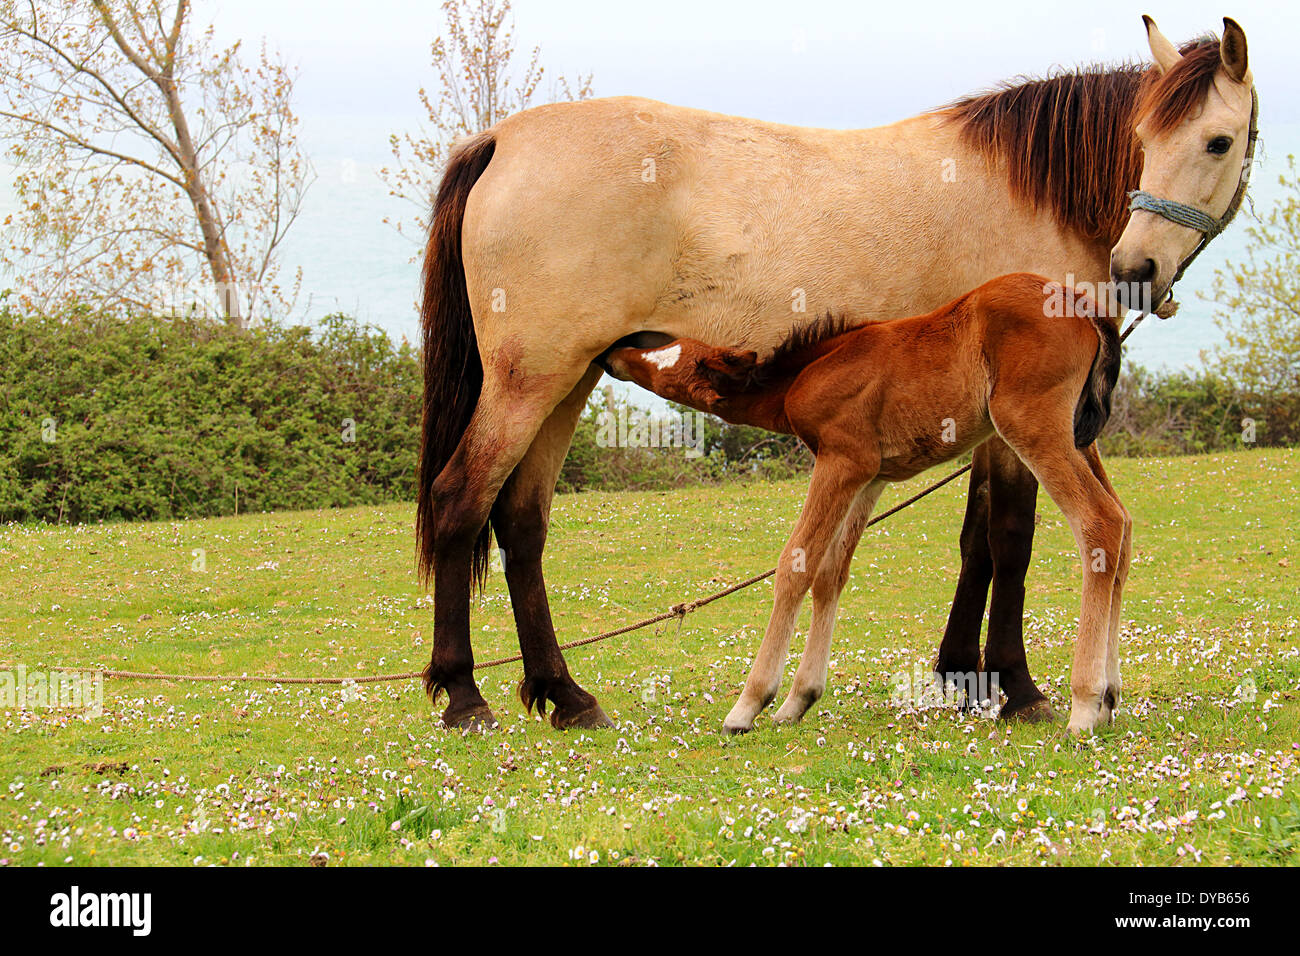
1110;16;1256;310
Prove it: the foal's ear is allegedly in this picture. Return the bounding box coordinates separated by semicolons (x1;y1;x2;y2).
704;350;757;371
1142;15;1182;74
689;381;725;407
1220;17;1249;83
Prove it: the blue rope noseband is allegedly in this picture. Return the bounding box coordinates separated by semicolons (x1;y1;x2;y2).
1126;190;1230;239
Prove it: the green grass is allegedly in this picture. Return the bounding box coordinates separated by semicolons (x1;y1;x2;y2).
0;448;1296;866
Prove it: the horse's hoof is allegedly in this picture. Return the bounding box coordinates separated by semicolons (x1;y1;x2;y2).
1000;696;1056;723
722;719;753;735
553;703;614;730
441;704;499;732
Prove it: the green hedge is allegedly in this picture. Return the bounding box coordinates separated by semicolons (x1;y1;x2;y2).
1100;364;1300;458
0;308;420;523
1;306;1295;525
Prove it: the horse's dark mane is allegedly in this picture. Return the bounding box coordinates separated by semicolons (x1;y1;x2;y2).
698;312;857;397
942;38;1223;246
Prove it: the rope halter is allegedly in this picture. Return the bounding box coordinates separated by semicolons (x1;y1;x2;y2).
1124;87;1259;305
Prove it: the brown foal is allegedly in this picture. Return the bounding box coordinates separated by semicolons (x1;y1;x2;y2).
605;273;1131;735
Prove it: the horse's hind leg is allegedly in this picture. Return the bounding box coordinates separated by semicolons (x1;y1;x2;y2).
773;481;883;725
425;371;587;730
981;439;1053;721
491;365;613;729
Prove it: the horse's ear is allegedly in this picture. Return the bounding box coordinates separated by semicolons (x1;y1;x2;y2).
1142;15;1182;74
1221;17;1249;83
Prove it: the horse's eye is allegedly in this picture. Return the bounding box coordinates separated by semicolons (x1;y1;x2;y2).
1207;136;1233;155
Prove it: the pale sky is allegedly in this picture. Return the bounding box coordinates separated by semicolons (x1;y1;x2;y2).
210;0;1300;134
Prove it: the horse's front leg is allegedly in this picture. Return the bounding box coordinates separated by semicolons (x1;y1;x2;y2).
773;481;884;724
724;458;868;734
934;444;992;685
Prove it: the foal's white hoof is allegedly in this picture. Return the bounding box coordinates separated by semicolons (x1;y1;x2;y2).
723;702;757;735
1066;717;1096;737
772;701;806;725
1067;697;1116;736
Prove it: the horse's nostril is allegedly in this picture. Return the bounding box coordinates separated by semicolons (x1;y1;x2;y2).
1110;257;1159;288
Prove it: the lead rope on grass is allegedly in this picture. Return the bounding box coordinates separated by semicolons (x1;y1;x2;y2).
39;460;975;686
38;313;1149;687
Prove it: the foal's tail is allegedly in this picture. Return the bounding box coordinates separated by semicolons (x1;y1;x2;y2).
415;131;497;587
1072;314;1122;447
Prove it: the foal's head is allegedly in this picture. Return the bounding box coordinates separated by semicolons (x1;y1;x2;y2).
607;314;855;408
1110;17;1256;306
605;339;752;408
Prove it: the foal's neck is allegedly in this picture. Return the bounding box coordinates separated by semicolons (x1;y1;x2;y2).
714;324;872;432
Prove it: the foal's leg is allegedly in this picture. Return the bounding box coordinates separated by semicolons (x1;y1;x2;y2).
1007;443;1126;735
1082;445;1131;720
1103;511;1132;723
723;458;868;734
773;481;884;725
982;439;1053;721
490;365;613;729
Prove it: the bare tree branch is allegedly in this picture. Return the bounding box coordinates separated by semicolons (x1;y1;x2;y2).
0;0;313;323
379;0;592;243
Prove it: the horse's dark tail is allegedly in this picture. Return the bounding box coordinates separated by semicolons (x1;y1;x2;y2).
1072;313;1122;447
416;131;497;589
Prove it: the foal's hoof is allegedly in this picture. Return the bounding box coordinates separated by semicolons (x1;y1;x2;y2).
441;704;499;733
553;702;614;730
1066;696;1116;737
1066;715;1103;737
1000;696;1056;723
